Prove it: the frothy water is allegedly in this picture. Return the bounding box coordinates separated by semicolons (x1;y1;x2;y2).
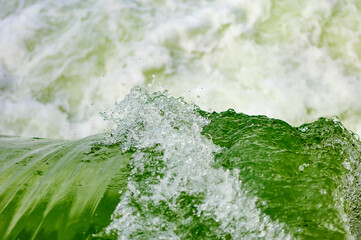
101;87;290;239
1;0;361;138
1;1;361;239
0;87;361;239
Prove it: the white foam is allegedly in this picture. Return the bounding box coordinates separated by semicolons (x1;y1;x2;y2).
1;0;361;138
102;87;290;239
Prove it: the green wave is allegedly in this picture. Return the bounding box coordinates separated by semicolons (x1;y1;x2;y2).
201;110;361;239
0;88;360;239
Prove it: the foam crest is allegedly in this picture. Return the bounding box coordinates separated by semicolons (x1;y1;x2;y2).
101;87;290;239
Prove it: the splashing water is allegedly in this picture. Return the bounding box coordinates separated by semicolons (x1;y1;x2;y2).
1;87;361;239
101;87;290;239
2;1;361;238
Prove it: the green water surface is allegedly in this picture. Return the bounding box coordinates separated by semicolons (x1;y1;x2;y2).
0;110;360;239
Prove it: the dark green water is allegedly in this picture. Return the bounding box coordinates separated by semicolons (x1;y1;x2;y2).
0;88;360;239
201;110;361;239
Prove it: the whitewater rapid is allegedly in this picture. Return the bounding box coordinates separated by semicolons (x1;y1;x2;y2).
1;0;361;138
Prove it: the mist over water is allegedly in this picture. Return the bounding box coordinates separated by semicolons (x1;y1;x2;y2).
1;0;361;139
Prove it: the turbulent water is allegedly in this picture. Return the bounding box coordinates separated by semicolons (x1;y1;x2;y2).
1;0;361;240
1;87;361;239
1;0;361;138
